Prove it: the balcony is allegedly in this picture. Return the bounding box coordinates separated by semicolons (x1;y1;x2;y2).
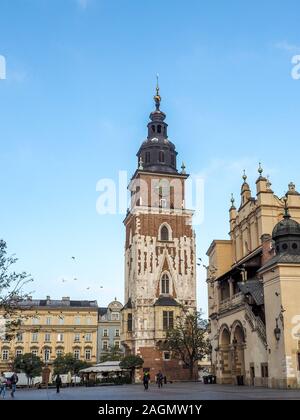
219;292;244;312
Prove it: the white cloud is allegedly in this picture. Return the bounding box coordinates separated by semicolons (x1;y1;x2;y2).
275;41;300;53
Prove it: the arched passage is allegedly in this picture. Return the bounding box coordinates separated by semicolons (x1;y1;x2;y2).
231;323;246;384
218;325;232;384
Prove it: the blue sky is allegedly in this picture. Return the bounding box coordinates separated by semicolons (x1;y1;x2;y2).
0;0;300;314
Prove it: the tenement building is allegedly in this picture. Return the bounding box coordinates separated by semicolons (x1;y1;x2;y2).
97;299;124;362
0;297;98;374
207;167;300;388
121;85;197;381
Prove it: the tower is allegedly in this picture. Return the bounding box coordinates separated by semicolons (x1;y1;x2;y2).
121;82;197;382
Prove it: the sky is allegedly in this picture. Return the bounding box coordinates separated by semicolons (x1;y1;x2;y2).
0;0;300;315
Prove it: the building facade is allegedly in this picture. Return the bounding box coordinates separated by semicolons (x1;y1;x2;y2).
97;299;124;362
207;167;300;388
121;86;197;382
0;296;98;373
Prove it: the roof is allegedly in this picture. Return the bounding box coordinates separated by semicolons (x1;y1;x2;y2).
122;298;133;310
98;307;108;316
259;253;300;272
238;279;264;305
19;299;98;309
154;295;180;307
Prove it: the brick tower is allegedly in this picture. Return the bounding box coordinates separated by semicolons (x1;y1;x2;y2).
121;82;197;382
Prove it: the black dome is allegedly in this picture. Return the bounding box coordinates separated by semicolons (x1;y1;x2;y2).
272;217;300;239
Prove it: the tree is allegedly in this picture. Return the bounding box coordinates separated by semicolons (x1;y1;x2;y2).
53;353;91;375
0;240;33;338
162;310;210;380
120;355;144;383
100;345;124;363
13;353;43;387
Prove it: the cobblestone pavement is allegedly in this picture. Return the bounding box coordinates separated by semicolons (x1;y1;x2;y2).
1;382;300;400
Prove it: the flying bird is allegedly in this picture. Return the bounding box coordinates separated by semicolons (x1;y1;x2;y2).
71;256;76;260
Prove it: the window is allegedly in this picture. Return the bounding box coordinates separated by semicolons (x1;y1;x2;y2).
163;351;171;361
161;273;170;294
171;154;175;166
297;353;300;371
292;243;298;250
115;329;120;337
159;198;167;208
282;243;288;250
32;317;39;325
74;333;80;342
2;350;9;360
163;311;174;331
46;317;51;325
127;314;133;332
157;125;162;133
74;349;80;360
58;316;64;325
159;151;165;163
57;333;64;342
31;350;38;357
75;316;80;325
45;333;51;342
111;312;120;321
44;349;51;362
16;349;23;357
151;125;155;133
85;349;91;360
102;341;108;351
32;333;38;342
261;363;269;378
145;152;150;163
114;341;120;349
16;333;23;342
56;349;64;357
160;225;169;241
86;317;91;325
85;333;92;342
103;329;108;337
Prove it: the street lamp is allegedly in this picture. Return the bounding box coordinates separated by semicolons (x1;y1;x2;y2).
274;319;281;342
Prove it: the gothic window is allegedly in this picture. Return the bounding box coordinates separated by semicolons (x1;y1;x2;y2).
160;225;169;241
157;125;162;133
159;151;165;163
127;314;133;332
163;311;174;330
161;273;170;294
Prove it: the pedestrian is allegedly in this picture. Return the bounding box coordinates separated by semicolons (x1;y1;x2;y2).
164;375;167;385
0;372;7;399
157;371;163;388
10;372;18;398
55;374;62;394
143;371;150;391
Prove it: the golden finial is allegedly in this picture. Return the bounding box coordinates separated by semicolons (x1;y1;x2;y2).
154;73;161;110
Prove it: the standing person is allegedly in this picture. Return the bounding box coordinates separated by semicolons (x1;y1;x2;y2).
10;372;18;398
157;371;163;388
0;372;7;399
143;371;150;391
55;374;62;394
164;375;167;385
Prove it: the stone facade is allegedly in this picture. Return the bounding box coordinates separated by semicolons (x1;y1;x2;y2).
207;169;300;388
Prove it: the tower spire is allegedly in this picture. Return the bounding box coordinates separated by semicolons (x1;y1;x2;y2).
154;73;161;111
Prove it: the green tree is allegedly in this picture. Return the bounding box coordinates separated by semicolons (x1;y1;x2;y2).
120;355;144;383
53;353;91;375
162;310;210;380
100;345;124;363
0;240;33;338
13;353;44;387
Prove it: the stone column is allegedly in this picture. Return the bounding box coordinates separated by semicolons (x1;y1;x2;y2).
228;278;234;301
216;282;221;312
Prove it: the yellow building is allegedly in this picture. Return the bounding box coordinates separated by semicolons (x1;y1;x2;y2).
0;296;98;372
207;166;300;389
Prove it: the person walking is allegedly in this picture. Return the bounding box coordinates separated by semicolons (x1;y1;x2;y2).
10;372;18;398
0;372;7;399
55;374;62;394
143;371;150;391
157;371;163;388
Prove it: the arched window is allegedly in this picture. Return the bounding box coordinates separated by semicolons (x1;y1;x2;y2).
161;274;170;294
145;152;150;163
159;151;165;163
157;125;162;133
152;125;155;133
161;225;169;241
